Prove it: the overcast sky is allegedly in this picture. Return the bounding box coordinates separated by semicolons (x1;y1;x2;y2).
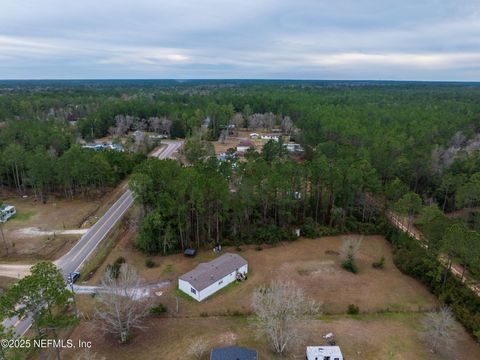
0;0;479;80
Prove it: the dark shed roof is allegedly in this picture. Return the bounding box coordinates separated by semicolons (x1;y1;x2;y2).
184;248;197;257
179;253;247;291
210;346;257;360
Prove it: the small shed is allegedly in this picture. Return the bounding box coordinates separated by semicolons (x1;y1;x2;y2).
184;248;197;257
210;346;257;360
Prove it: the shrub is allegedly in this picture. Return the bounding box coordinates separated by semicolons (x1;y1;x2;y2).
145;258;156;268
300;218;320;238
255;245;263;251
347;304;360;315
372;256;385;269
106;256;126;279
150;303;167;315
341;259;358;274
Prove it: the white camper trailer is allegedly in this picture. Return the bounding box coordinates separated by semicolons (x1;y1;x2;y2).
0;204;16;223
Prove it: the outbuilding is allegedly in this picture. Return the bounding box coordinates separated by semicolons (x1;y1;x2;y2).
236;139;255;153
178;253;248;302
210;346;257;360
184;248;197;257
306;346;344;360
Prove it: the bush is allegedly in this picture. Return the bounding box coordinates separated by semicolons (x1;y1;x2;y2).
300;218;320;238
372;256;385;269
145;258;156;268
255;245;263;251
347;304;360;315
106;256;126;279
235;225;296;245
341;259;358;274
150;303;167;315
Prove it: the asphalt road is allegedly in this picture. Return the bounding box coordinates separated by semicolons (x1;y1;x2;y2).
1;140;183;337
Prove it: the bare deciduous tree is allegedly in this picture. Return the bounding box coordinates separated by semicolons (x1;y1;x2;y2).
251;280;320;355
340;236;362;262
94;264;151;343
281;116;294;135
186;337;209;359
421;306;459;354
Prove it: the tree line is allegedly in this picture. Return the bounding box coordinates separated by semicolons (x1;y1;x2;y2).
130;142;380;255
0;119;145;200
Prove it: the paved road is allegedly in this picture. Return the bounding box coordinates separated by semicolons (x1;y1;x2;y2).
1;140;183;336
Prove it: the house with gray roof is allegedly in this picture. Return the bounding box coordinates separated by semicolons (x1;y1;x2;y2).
178;253;248;301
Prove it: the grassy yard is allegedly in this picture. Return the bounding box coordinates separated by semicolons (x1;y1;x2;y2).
57;235;480;359
0;182;129;260
62;311;480;360
88;235;437;316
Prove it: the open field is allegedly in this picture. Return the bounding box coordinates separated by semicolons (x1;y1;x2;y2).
87;235;437;315
56;235;480;359
62;311;480;360
212;129;287;155
0;182;128;260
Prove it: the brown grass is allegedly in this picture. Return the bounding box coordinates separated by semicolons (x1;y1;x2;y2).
86;235;437;315
61;312;480;360
0;180;129;260
212;129;285;155
56;235;480;360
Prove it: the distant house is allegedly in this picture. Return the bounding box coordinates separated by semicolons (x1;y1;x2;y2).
178;253;248;302
261;135;279;142
210;346;257;360
236;139;255;153
0;204;16;223
283;142;304;153
306;346;344;360
249;132;259;139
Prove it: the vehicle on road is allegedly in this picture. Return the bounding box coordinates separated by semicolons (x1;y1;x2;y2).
67;271;80;284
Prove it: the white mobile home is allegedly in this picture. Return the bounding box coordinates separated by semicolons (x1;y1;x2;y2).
306;346;343;360
178;253;248;302
0;205;16;223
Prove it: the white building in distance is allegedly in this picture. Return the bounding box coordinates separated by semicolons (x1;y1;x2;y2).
178;253;248;302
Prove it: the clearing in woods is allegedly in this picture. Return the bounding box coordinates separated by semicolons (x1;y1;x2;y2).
60;235;480;359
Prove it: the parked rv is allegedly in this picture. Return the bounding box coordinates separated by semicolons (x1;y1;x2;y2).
0;204;16;223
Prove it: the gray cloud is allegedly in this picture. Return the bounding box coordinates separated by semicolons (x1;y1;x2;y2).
0;0;479;80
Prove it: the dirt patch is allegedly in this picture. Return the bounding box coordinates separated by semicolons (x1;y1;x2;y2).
213;129;286;155
0;181;129;260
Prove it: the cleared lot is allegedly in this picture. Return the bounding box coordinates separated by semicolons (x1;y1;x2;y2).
89;235;437;315
0;183;127;260
57;235;480;359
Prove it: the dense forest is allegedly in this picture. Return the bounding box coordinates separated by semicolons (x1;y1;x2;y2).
1;79;480;339
1;79;480;270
